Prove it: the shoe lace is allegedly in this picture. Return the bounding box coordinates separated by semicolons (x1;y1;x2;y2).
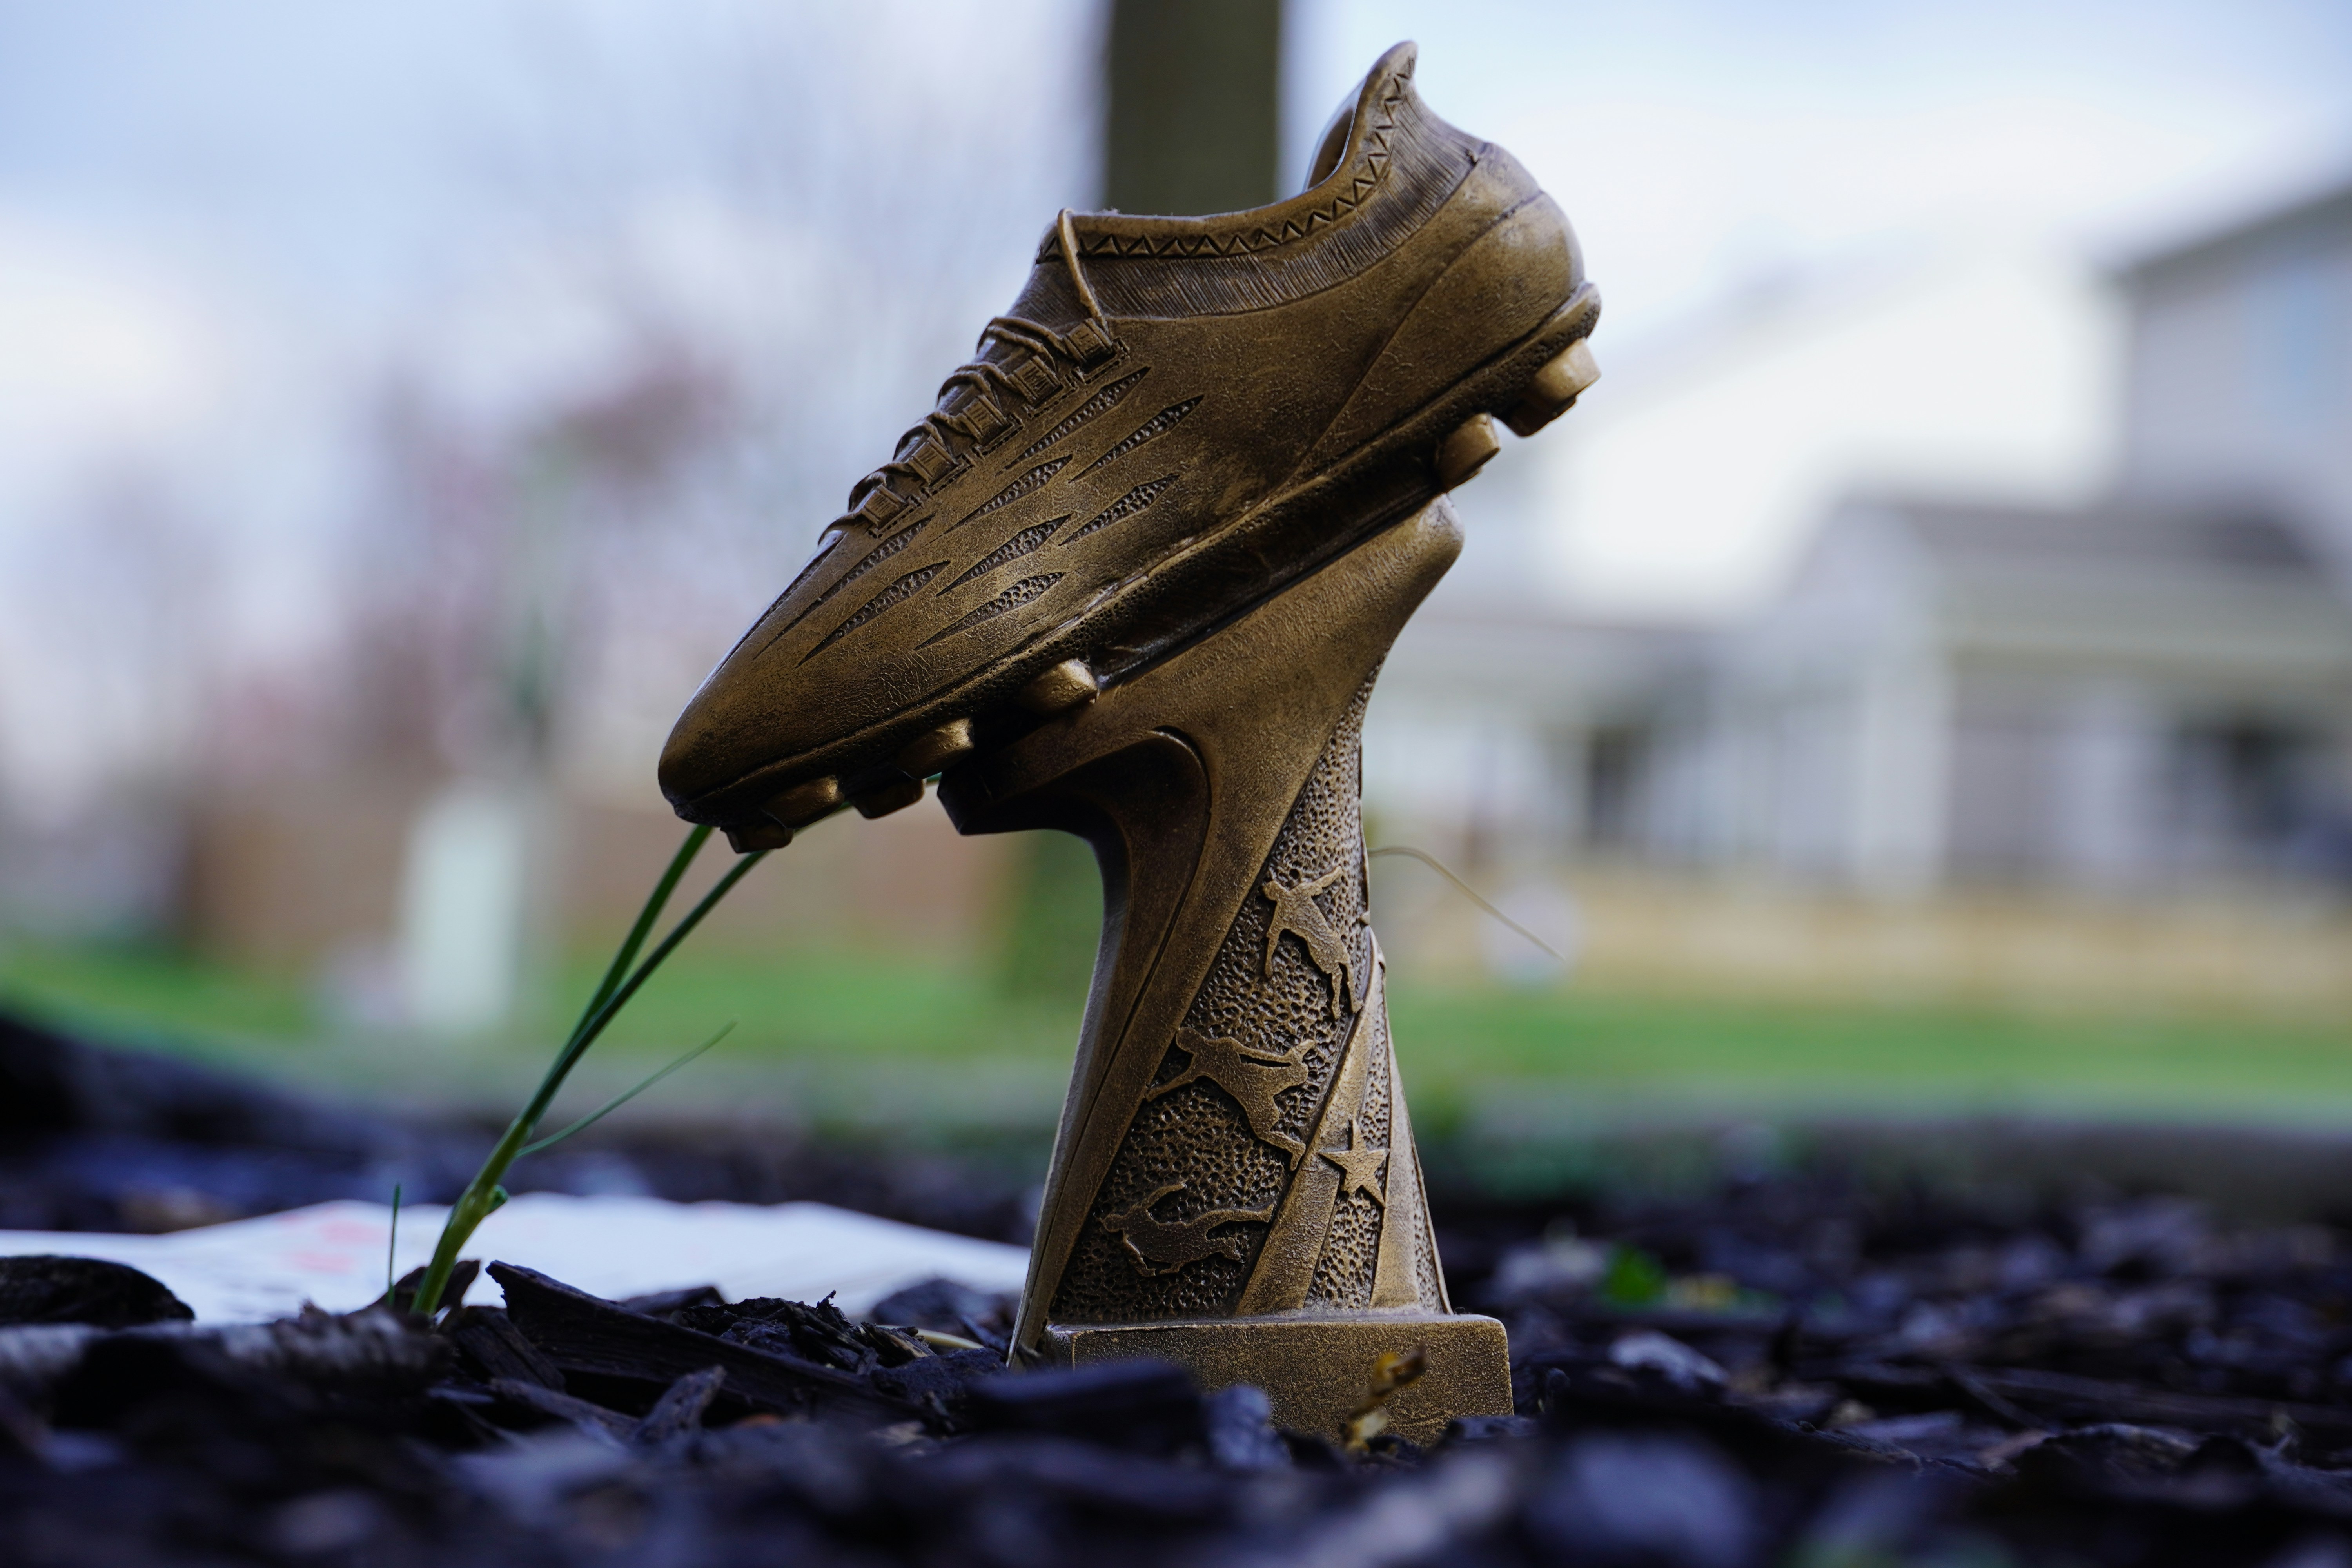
836;212;1114;533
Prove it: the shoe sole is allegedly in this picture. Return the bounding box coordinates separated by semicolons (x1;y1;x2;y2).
698;281;1602;848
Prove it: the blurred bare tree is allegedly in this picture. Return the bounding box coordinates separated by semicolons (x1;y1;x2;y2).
352;1;1102;795
0;1;1094;997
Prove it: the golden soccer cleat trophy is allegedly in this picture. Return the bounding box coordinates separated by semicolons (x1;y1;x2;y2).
661;42;1600;1444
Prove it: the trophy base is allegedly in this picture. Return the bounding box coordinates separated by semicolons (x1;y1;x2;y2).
1038;1312;1512;1446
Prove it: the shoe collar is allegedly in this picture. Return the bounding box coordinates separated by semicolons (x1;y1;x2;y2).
1057;41;1423;263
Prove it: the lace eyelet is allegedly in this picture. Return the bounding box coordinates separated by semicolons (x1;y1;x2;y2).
853;487;911;532
961;396;1015;448
1008;355;1062;405
1065;319;1117;367
902;437;960;489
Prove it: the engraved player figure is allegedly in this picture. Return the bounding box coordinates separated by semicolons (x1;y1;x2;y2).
1099;1182;1277;1276
1260;863;1364;1018
1143;1026;1312;1165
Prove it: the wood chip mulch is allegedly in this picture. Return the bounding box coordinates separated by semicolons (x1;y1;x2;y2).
8;1165;2352;1566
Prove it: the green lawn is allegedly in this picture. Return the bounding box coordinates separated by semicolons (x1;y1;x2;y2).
1385;985;2352;1122
7;935;2352;1133
0;937;318;1065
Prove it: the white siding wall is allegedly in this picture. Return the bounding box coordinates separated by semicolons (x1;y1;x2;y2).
2124;207;2352;574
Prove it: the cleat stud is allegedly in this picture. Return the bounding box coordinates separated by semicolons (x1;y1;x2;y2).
853;774;927;820
1435;414;1501;488
897;717;977;778
724;820;793;853
1020;659;1100;715
1501;337;1600;437
765;775;844;828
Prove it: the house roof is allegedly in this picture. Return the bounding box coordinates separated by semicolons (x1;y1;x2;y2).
2114;174;2352;292
1809;495;2352;681
1869;497;2326;580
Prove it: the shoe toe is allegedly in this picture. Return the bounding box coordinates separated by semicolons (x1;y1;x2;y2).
657;680;749;817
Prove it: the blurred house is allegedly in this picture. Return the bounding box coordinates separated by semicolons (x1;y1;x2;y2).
2121;181;2352;581
1670;495;2352;893
1357;175;2352;1012
1689;176;2352;895
1368;236;2123;880
1376;174;2352;902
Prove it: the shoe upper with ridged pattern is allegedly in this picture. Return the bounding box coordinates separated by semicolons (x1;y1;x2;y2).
661;42;1590;826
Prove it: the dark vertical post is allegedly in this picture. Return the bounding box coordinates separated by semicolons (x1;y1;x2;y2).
996;0;1284;1000
1103;0;1283;217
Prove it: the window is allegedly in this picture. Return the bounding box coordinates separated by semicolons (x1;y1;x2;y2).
2165;716;2348;878
2245;244;2350;425
1583;724;1650;850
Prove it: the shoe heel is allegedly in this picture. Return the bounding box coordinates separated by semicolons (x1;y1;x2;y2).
1501;338;1599;437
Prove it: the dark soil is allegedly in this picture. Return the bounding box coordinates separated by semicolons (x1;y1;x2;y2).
8;1011;2352;1565
0;1010;1041;1243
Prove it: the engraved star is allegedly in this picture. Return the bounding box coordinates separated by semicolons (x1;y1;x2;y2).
1319;1115;1388;1207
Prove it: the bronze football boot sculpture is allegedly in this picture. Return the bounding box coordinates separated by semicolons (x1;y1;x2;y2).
662;44;1599;1444
659;42;1597;840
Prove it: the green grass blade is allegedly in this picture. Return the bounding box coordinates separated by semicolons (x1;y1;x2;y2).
1368;844;1565;963
385;1183;402;1298
408;828;759;1319
552;850;768;1077
578;824;713;1033
516;1021;736;1158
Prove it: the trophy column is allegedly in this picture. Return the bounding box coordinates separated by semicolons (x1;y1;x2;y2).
937;497;1509;1445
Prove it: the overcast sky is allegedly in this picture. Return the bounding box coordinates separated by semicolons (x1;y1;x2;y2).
0;0;2345;615
1294;0;2352;347
5;0;2344;338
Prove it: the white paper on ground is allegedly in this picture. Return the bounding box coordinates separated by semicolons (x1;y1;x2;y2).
0;1194;1031;1323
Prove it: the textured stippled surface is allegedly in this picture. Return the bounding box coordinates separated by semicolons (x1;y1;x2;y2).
1049;677;1444;1325
1308;1007;1393;1311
